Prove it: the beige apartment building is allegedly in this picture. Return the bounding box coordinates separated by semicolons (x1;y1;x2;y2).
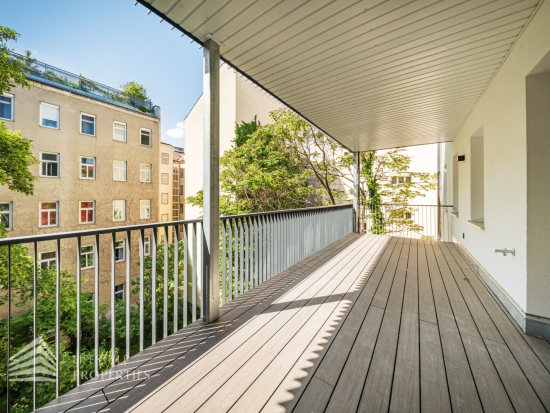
0;55;160;303
159;141;185;242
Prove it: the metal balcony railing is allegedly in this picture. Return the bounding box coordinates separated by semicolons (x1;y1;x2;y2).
0;204;352;411
8;51;158;117
362;204;453;242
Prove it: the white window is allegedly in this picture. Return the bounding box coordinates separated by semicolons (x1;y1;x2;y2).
113;160;127;181
140;164;151;182
115;240;125;262
113;200;126;222
40;251;57;269
0;202;13;230
39;202;58;227
0;93;14;121
140;200;151;219
115;284;124;300
161;173;169;185
80;157;96;179
113;121;127;142
40;152;60;178
80;245;95;269
143;236;151;256
161;193;168;204
40;102;60;129
80;112;96;136
140;128;151;146
161;214;169;222
391;176;411;184
161;153;169;164
79;201;95;224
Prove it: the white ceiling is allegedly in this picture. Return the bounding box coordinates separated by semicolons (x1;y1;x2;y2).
141;0;542;151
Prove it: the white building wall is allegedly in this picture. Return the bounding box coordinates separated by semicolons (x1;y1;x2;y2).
449;0;550;320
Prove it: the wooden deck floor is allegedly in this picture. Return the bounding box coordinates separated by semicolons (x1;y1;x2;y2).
40;234;550;413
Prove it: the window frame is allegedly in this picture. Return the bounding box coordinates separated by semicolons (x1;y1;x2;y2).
0;202;13;230
80;156;96;180
113;200;126;222
80;112;96;136
140;127;152;147
40;251;57;269
161;193;169;204
80;245;95;270
161;152;169;164
161;173;169;185
0;93;14;121
161;214;169;222
113;160;127;182
39;102;60;129
39;201;59;228
140;164;152;183
39;152;60;178
113;121;127;142
114;240;125;262
79;201;95;224
140;199;151;220
115;283;125;300
143;236;151;256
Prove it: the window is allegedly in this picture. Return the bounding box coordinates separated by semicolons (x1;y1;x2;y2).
80;245;95;269
391;176;411;184
144;236;151;256
113;200;126;221
0;203;12;230
115;284;124;300
40;251;57;269
40;152;60;177
161;193;169;204
39;202;58;227
179;185;183;195
161;173;169;185
470;132;485;224
115;240;125;262
161;214;169;222
80;112;96;136
0;94;14;121
40;102;60;129
113;121;126;142
179;205;183;214
180;169;184;178
113;160;127;181
140;200;151;219
140;164;151;182
140;128;151;146
161;153;169;164
80;157;96;179
79;201;95;224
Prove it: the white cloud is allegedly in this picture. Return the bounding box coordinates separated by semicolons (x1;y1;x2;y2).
166;122;185;139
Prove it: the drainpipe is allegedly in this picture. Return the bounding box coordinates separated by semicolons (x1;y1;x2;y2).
202;38;220;323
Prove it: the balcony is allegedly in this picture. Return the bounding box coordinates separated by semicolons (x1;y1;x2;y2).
2;206;548;412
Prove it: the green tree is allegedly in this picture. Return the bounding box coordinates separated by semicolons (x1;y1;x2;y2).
234;116;260;147
0;27;31;94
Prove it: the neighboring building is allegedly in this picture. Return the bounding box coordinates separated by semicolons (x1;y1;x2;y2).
0;53;161;303
184;63;283;219
159;142;185;242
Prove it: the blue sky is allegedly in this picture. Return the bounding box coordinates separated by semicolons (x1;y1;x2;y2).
0;0;204;149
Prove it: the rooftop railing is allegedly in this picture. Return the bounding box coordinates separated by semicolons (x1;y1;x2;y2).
8;51;158;117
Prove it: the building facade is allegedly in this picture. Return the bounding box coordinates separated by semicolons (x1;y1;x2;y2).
159;141;185;243
0;57;161;304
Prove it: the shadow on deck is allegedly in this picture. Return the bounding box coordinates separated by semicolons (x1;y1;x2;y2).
39;234;550;413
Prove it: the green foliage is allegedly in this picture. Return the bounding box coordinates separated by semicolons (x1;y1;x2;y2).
121;81;150;113
0;122;38;196
0;26;31;95
234;116;260;147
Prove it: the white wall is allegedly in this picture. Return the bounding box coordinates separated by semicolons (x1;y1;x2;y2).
450;0;550;317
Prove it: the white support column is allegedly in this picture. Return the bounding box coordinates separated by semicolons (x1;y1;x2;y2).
202;38;220;323
353;152;361;233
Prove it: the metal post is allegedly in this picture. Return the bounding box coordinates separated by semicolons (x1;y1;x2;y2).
202;38;220;323
437;142;442;241
353;152;361;233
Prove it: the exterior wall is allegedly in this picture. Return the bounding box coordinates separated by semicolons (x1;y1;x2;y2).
449;0;550;321
184;64;282;219
159;142;174;225
0;81;160;308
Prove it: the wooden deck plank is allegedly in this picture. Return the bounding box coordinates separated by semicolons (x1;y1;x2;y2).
131;235;379;412
193;236;389;413
431;241;514;413
419;320;452;413
260;237;399;413
356;238;411;413
389;239;420;413
442;243;550;411
417;239;437;325
423;240;483;413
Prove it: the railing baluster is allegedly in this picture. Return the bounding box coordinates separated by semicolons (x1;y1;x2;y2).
111;233;116;366
191;223;197;323
183;224;189;327
239;219;244;295
234;219;239;298
33;242;37;411
126;230;131;360
173;224;179;334
139;229;145;352
163;226;169;339
244;218;249;292
228;219;233;302
222;220;226;304
76;237;81;386
94;234;99;377
7;245;11;410
55;239;60;396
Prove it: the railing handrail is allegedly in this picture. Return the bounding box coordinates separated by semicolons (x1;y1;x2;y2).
376;204;453;207
220;203;352;221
